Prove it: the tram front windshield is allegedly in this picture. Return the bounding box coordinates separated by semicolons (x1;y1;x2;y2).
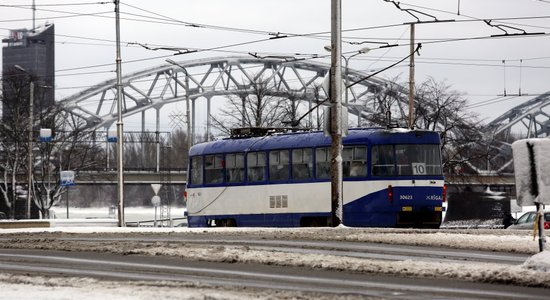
371;144;442;177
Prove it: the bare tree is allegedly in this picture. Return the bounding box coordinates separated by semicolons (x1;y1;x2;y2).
360;77;407;127
0;69;31;218
211;75;286;134
360;76;486;175
311;85;326;131
1;70;104;218
168;129;190;170
412;77;486;174
32;122;105;218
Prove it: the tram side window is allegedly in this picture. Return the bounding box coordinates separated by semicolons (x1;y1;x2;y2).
343;146;367;178
204;154;224;184
371;145;395;177
247;152;266;182
226;153;244;183
292;148;313;180
423;145;443;175
315;147;331;179
190;156;203;185
269;150;290;181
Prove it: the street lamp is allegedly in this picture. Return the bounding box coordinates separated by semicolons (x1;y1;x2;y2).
324;46;370;105
14;64;34;219
165;59;192;152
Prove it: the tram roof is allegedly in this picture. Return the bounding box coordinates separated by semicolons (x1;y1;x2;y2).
189;128;440;156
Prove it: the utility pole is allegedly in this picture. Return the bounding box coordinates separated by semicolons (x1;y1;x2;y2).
408;23;415;129
114;0;125;227
15;64;35;219
186;74;191;150
330;0;343;226
27;81;34;219
32;0;36;31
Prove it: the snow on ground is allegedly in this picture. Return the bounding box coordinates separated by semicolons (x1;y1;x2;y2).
1;226;550;287
523;250;550;272
2;206;550;295
0;273;327;300
1;225;543;253
50;206;188;225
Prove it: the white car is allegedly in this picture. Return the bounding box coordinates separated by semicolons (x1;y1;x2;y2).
508;211;550;230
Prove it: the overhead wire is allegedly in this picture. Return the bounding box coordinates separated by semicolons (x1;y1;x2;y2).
366;27;408;71
2;1;549;106
2;2;549;55
3;1;550;43
466;95;523;109
395;1;550;30
0;11;112;23
0;2;110;7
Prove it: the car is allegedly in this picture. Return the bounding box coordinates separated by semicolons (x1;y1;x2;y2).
507;211;550;230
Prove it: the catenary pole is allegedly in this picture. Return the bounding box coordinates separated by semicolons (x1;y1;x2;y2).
330;0;343;226
114;0;125;227
408;23;415;129
14;65;35;219
27;81;34;219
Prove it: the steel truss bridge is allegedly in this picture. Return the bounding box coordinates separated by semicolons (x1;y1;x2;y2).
59;56;550;176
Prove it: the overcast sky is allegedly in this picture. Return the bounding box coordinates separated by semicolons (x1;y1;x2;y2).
1;0;549;130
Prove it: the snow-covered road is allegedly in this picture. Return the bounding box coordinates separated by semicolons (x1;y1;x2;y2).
0;226;549;298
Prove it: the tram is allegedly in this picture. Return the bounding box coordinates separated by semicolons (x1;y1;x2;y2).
185;127;445;228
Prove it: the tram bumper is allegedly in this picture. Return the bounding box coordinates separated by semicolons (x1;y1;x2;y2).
396;205;444;228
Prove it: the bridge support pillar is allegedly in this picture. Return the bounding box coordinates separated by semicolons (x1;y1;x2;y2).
206;96;212;141
192;98;196;144
156;108;161;173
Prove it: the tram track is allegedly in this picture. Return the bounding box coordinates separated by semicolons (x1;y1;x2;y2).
0;233;529;265
0;230;548;298
0;249;547;300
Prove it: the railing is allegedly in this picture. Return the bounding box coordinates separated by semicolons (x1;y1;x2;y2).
125;217;187;227
440;218;506;229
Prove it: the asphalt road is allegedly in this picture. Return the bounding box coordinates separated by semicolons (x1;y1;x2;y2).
54;234;529;265
0;231;547;299
0;248;547;299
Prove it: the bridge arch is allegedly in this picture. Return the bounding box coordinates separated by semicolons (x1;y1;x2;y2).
474;91;550;174
59;56;550;175
59;56;393;134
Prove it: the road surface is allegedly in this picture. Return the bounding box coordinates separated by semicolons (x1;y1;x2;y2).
0;229;547;298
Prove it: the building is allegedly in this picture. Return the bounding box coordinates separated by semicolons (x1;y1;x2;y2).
2;23;55;120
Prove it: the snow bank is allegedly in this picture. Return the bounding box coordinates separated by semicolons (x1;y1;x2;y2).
1;227;550;288
0;274;314;300
0;226;544;253
125;242;550;287
522;250;550;272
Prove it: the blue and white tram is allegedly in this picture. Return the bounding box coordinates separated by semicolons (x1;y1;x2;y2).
185;128;445;228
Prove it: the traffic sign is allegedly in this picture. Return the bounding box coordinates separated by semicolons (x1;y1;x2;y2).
60;171;75;186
